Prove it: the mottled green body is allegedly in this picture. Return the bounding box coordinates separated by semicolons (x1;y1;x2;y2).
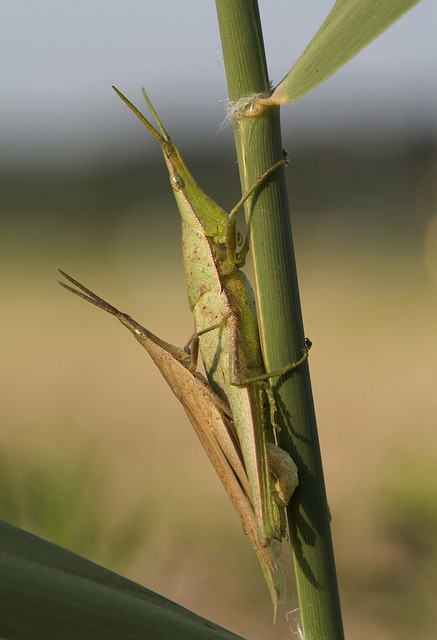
113;87;301;607
156;96;290;547
182;230;284;545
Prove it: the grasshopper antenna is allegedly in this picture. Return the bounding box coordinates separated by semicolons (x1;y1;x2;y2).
57;269;122;318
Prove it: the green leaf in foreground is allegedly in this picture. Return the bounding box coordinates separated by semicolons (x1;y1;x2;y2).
262;0;422;106
0;520;244;640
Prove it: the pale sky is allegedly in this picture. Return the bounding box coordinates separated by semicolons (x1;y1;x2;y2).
1;0;436;168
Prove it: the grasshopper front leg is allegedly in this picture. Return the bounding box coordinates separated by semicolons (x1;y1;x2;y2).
223;156;288;272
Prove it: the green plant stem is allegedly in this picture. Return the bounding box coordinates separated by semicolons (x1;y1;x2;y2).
215;1;344;638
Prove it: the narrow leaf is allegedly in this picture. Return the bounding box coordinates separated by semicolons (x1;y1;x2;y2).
0;520;244;640
265;0;422;106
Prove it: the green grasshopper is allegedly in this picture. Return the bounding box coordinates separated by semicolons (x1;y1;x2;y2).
113;88;309;549
58;270;286;610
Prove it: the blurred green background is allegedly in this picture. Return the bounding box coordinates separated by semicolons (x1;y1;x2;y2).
1;132;436;640
1;2;437;639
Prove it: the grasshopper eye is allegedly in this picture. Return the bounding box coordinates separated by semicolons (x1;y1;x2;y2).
170;173;184;191
134;327;147;340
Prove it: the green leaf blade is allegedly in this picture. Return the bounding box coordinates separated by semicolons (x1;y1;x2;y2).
0;520;244;640
269;0;422;105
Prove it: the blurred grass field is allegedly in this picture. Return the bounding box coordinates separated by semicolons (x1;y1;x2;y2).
1;138;436;639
